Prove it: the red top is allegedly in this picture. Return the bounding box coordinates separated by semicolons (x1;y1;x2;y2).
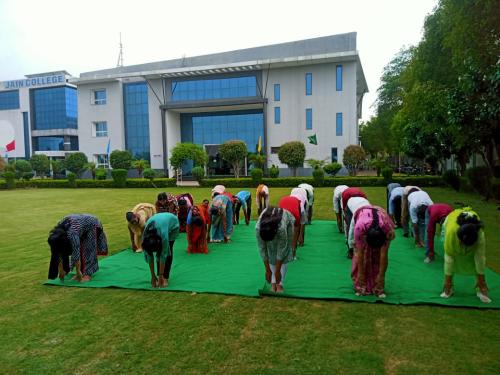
427;203;453;254
341;188;367;212
278;196;301;226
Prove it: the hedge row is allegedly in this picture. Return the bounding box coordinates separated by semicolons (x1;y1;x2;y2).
0;178;177;189
200;176;445;188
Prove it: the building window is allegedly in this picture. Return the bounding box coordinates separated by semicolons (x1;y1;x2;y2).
336;113;343;136
271;147;281;154
123;82;150;161
331;147;338;162
0;90;20;110
306;108;312;130
336;65;343;91
274;107;281;124
32;87;77;130
93;121;108;137
171;76;257;102
274;84;280;101
94;154;109;168
93;89;107;105
305;73;312;95
23;112;30;158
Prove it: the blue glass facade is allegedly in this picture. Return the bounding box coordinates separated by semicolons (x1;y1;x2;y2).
336;112;343;136
181;109;264;153
274;84;280;101
23;112;30;158
274;107;281;124
306;108;312;130
123;82;150;161
336;65;343;91
0;90;20;110
171;76;257;101
32;87;77;130
305;73;312;95
33;136;78;151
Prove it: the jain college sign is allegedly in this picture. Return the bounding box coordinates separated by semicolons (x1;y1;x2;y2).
3;74;65;90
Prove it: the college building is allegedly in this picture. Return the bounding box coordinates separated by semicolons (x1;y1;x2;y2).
0;71;77;159
0;33;368;176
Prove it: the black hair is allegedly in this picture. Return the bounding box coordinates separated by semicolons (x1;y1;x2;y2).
157;192;167;201
202;199;210;204
212;192;220;197
457;212;483;247
209;206;219;217
407;187;420;196
365;209;386;249
142;224;162;255
126;212;135;222
178;199;187;206
191;215;203;227
47;220;72;279
259;207;283;242
417;204;428;221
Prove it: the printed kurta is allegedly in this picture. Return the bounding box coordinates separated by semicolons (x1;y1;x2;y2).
256;209;295;265
128;203;156;250
187;205;209;254
210;194;233;241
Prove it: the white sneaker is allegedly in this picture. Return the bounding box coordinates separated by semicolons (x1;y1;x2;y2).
477;291;492;304
424;257;432;264
440;289;453;299
377;293;386;299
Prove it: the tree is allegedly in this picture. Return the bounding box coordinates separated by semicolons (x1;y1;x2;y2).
248;153;266;169
342;145;366;176
64;152;88;177
219;140;248;178
51;159;64;176
30;154;50;177
132;159;150;178
305;158;328;170
85;162;97;179
169;143;208;174
278;141;306;177
14;160;33;179
109;150;132;170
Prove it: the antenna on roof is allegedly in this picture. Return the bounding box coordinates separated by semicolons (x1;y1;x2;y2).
117;32;124;67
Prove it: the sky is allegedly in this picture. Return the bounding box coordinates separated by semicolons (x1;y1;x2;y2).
0;0;438;122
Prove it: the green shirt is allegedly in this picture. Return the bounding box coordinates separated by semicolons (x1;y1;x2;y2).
143;213;180;264
255;209;295;265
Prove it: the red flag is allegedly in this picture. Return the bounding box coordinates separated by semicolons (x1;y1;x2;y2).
6;140;15;152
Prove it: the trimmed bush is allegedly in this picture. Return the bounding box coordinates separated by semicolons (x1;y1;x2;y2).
219;140;248;178
143;168;156;181
22;171;35;181
64;153;88;177
3;171;16;189
191;166;205;182
269;165;279;178
109;150;132;170
278;141;306;177
467;166;493;199
251;168;263;185
343;145;367;176
111;169;128;188
14;160;33;179
312;168;325;187
324;162;342;177
443;170;460;191
30;154;50;177
381;167;393;182
95;168;107;180
67;172;77;188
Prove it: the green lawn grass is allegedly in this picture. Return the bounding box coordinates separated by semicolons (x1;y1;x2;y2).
0;187;499;374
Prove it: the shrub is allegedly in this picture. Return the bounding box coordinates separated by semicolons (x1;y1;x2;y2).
248;153;266;169
95;168;107;180
219;140;248;178
51;159;64;176
30;154;50;177
111;169;128;188
443;170;460;191
324;162;342;177
269;164;279;178
2;171;16;189
64;152;88;176
169;143;208;173
67;172;77;188
0;156;6;172
251;168;263;185
466;166;493;199
381;167;393;182
306;159;328;170
22;171;35;181
14;160;32;179
85;162;97;179
312;167;325;186
109;150;132;170
143;168;156;181
132;159;149;177
343;145;367;176
278;141;306;177
370;157;387;177
191;166;205;182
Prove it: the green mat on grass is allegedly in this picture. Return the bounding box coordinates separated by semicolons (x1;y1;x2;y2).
45;220;500;308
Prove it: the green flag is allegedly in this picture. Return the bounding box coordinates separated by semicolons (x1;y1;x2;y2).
308;134;318;145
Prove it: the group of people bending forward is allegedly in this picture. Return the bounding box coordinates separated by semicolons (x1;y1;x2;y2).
332;183;491;303
46;182;491;303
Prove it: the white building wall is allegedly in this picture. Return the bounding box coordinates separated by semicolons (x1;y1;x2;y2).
263;61;357;168
146;79;167;171
77;81;124;164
